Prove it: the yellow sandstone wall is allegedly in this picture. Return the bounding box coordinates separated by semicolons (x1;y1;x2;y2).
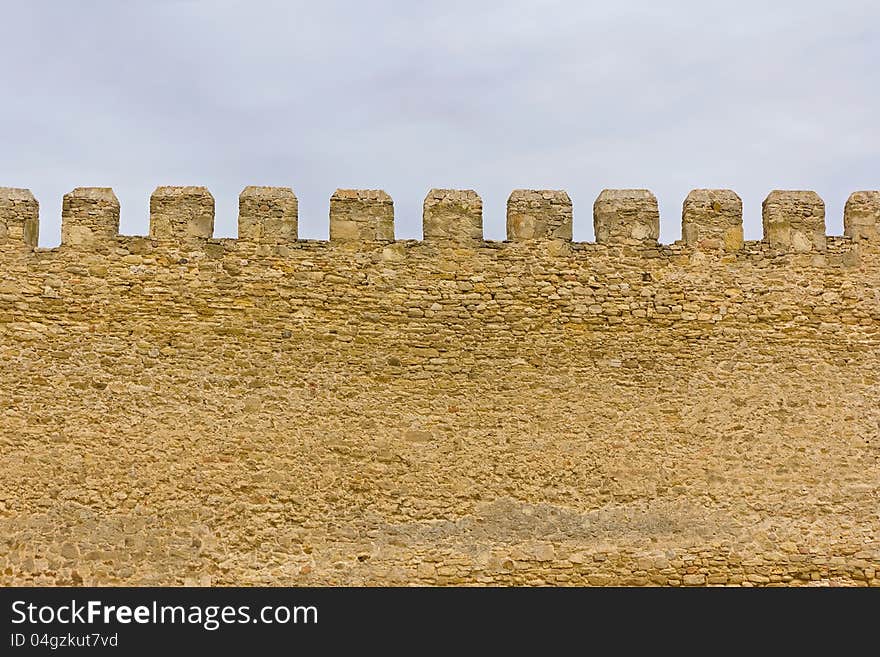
0;185;878;586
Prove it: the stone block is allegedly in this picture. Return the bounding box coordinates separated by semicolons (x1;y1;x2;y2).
844;191;880;242
762;190;825;252
682;189;743;252
423;189;482;244
61;187;119;247
0;187;38;246
593;189;659;244
149;186;214;239
330;189;394;241
239;186;298;242
506;190;572;241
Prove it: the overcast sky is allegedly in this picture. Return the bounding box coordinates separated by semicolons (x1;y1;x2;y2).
1;0;878;245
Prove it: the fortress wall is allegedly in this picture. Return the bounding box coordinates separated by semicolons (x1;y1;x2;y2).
0;186;879;586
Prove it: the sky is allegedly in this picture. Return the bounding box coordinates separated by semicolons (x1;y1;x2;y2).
1;0;878;245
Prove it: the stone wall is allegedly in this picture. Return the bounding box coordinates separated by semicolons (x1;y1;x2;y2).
1;185;879;586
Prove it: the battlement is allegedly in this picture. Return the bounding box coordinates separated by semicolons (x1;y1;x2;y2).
3;187;879;258
239;186;298;243
330;189;394;242
61;187;120;248
0;187;39;246
2;182;880;588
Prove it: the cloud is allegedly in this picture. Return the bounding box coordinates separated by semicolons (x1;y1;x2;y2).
1;0;878;244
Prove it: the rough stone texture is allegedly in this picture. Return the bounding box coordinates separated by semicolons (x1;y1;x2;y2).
507;190;572;241
762;190;825;253
0;187;39;246
844;191;880;243
682;189;743;252
423;189;482;244
238;186;298;242
1;187;879;587
149;186;214;239
330;189;394;242
61;188;120;248
594;189;659;244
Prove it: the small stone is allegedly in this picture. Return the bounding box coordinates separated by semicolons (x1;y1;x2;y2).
60;543;79;560
531;543;555;561
403;430;432;443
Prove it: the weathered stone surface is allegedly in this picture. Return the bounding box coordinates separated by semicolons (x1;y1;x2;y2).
0;187;38;246
1;185;879;587
682;189;743;252
330;189;394;241
238;186;297;242
593;189;659;244
762;190;825;252
423;189;482;244
507;190;572;241
61;188;119;247
844;191;880;242
149;186;214;239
